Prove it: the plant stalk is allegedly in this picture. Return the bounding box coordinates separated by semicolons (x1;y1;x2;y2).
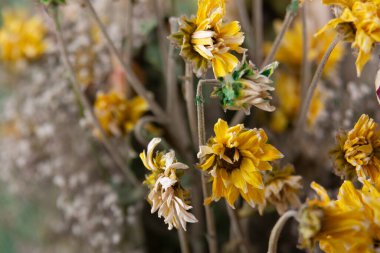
82;0;167;119
50;7;140;188
295;35;340;132
196;79;220;253
267;210;298;253
226;203;251;253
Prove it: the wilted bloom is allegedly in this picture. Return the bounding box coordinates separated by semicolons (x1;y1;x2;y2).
170;0;245;78
211;60;278;114
0;10;46;63
330;114;380;185
140;138;198;230
94;91;148;137
316;0;380;76
259;164;302;215
299;180;380;252
197;119;283;208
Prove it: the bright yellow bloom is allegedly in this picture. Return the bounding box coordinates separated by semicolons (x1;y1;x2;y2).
317;0;380;76
299;180;380;252
170;0;245;78
259;164;302;215
0;10;46;63
141;138;198;230
94;91;148;137
331;114;380;185
197;119;283;208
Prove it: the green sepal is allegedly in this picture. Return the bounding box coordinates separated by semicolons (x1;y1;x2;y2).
40;0;66;6
260;61;279;77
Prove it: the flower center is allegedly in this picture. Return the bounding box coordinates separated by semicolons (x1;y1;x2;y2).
217;147;242;172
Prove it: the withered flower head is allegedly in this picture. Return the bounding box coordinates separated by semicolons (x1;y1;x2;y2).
94;91;148;137
197;119;283;208
140;138;198;231
211;60;278;114
169;0;245;78
259;164;302;215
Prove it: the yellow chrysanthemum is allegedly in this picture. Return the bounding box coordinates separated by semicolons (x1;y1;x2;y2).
140;138;198;231
331;114;380;185
197;119;283;208
317;0;380;76
0;10;46;63
299;180;380;252
170;0;245;78
94;91;148;137
259;164;302;215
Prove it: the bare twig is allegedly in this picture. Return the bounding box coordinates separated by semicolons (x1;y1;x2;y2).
196;79;220;253
267;210;298;253
262;2;298;67
230;111;246;126
253;0;263;64
184;63;198;144
295;35;340;132
49;7;140;188
175;213;191;253
236;0;255;57
152;0;169;80
134;116;160;146
226;204;251;253
300;3;311;98
82;0;167;119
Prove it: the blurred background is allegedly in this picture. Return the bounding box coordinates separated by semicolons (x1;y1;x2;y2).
0;0;379;252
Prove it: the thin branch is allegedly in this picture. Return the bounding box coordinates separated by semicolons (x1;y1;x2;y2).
226;203;251;253
230;110;246;126
236;0;255;57
82;0;167;120
295;35;340;132
184;63;198;144
153;0;169;80
166;17;179;113
196;79;220;253
267;210;298;253
253;0;263;64
49;7;140;188
300;3;311;98
175;213;191;253
134;116;160;146
262;4;298;67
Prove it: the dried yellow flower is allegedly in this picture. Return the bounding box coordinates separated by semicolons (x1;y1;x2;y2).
317;0;380;76
259;164;302;215
170;0;245;78
140;138;198;230
197;119;283;208
0;10;46;63
94;91;148;137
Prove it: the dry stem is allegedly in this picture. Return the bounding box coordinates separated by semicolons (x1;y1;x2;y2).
253;0;263;64
262;4;298;67
196;79;220;253
175;213;191;253
82;0;166;119
295;35;340;132
50;8;140;188
226;204;251;253
185;63;198;144
267;210;298;253
300;4;311;98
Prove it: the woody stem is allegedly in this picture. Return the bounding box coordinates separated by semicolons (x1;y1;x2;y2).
267;210;298;253
295;35;340;133
175;213;191;253
50;8;140;188
226;203;251;253
196;79;220;253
